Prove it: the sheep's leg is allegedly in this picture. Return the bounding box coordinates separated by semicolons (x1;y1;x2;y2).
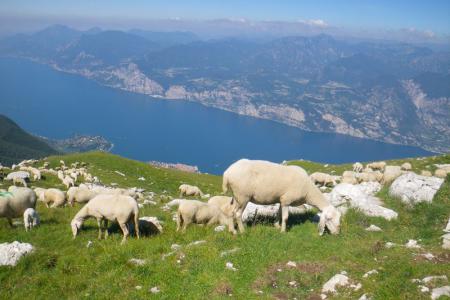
274;205;282;229
235;207;245;233
119;222;129;244
280;205;290;232
103;220;109;239
7;218;13;227
97;218;103;240
182;218;191;233
176;211;182;232
134;214;140;239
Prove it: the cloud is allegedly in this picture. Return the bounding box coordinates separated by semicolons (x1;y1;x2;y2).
298;19;329;29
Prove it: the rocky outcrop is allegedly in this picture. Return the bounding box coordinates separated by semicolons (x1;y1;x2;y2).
389;173;444;205
0;241;34;266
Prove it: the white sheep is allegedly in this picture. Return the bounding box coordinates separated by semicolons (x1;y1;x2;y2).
382;166;403;185
208;196;236;217
71;194;140;244
43;188;66;208
23;208;40;231
13;177;27;187
176;200;236;234
62;176;75;189
310;172;336;187
366;161;386;171
421;170;432;177
57;170;65;181
33;187;47;202
352;162;363;173
67;187;98;206
1;187;36;227
179;184;204;197
434;169;448;178
222;159;341;234
401;162;412;171
341;171;358;184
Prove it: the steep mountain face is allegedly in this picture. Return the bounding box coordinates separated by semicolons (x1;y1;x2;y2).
0;115;58;165
1;26;449;152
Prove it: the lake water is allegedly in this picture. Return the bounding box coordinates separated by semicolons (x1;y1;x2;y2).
0;57;433;174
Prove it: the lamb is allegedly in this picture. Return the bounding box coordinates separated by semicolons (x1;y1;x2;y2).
13;177;27;187
62;176;75;189
0;187;36;227
435;169;448;178
366;161;386;171
222;159;341;234
67;187;98;206
421;170;432;177
310;172;336;187
23;208;40;231
208;196;237;217
71;194;140;244
176;200;236;234
401;162;412;171
42;188;66;208
382;166;403;185
352;162;363;173
179;184;204;197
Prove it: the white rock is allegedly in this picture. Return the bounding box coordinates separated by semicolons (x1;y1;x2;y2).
419;285;430;293
322;273;350;293
385;242;396;248
138;177;145;181
220;248;240;257
442;233;450;250
389;173;444;205
422;275;448;284
143;200;157;205
286;261;297;268
327;183;398;220
359;294;371;300
214;225;226;232
225;262;237;271
242;202;312;223
0;241;34;266
365;225;382;232
421;253;435;261
135;285;142;290
363;269;378;278
289;280;298;287
431;286;450;300
129;258;147;266
150;286;160;294
187;240;206;247
171;244;182;251
86;241;93;248
405;239;421;249
444;218;450;233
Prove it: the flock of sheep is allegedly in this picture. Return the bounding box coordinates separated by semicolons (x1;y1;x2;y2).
0;157;449;244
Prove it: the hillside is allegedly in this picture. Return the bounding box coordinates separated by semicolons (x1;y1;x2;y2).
0;152;449;299
1;26;449;152
0;115;58;165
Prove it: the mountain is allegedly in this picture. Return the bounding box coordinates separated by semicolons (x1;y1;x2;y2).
1;25;449;152
0;115;58;165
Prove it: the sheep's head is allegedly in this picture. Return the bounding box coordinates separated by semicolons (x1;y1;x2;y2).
71;219;82;237
318;205;341;235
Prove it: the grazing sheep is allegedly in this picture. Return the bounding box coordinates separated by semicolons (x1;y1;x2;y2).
57;170;65;181
1;187;36;227
176;200;236;234
179;184;204;197
435;169;448;178
208;196;237;217
62;176;75;189
43;188;66;208
310;172;336;187
29;168;41;181
23;208;40;231
67;187;98;206
382;166;403;185
341;171;358;185
421;170;432;177
33;187;46;202
401;162;412;171
222;159;341;234
367;161;386;171
71;194;140;244
352;162;363;173
13;177;27;187
362;167;373;173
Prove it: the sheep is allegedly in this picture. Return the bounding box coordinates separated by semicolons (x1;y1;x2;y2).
13;177;27;187
176;200;236;234
208;196;237;218
43;188;66;208
222;159;341;234
57;170;65;181
1;187;36;227
29;167;41;181
421;170;432;177
401;162;412;171
366;161;386;171
356;172;378;183
67;187;98;206
310;172;336;187
71;194;140;244
23;208;40;231
62;176;75;189
352;162;363;173
382;166;403;185
179;184;204;197
33;187;46;202
341;171;358;185
435;169;448;178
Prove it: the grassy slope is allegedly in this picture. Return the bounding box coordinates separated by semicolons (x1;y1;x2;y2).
0;152;449;299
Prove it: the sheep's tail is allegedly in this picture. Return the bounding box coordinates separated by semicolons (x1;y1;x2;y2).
176;210;183;231
222;175;229;194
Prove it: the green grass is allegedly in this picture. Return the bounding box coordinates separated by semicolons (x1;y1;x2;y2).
0;152;449;299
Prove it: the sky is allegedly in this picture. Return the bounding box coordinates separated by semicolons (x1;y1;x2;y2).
1;0;449;42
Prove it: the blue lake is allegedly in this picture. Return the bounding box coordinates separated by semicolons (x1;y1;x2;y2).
0;58;433;174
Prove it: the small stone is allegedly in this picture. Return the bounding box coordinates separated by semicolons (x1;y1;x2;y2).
187;240;206;247
359;294;371;300
138;177;145;181
405;239;421;249
289;281;298;287
86;241;93;248
135;286;142;290
431;286;450;300
421;253;435;261
365;225;382;232
277;268;282;272
129;258;146;266
322;273;350;293
150;286;160;294
286;261;297;268
385;242;396;248
214;225;226;232
363;269;378;278
171;244;181;251
225;262;237;271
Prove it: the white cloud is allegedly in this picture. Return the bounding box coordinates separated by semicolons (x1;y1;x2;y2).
298;19;329;28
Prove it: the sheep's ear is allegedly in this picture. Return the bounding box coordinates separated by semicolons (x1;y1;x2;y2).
318;214;326;236
230;197;234;205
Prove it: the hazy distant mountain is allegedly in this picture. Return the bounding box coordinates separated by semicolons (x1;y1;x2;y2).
1;25;449;152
